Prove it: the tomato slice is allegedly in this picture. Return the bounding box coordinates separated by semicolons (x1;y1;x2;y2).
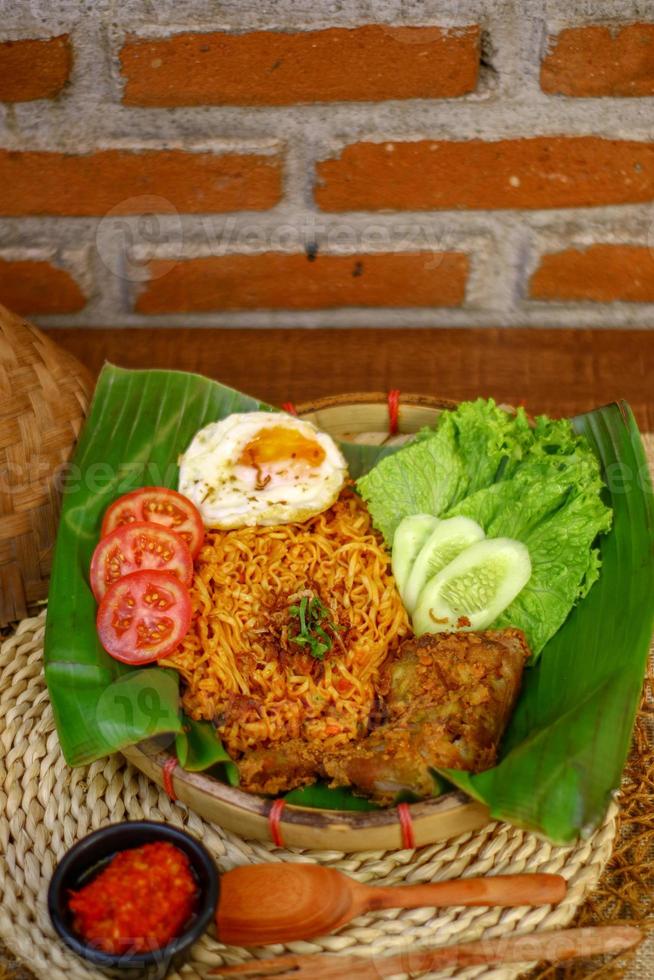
90;522;194;601
101;487;204;558
96;570;192;664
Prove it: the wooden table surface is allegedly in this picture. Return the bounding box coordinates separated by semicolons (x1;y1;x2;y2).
49;327;654;431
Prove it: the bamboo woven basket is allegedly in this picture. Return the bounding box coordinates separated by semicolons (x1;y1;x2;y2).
123;391;492;851
0;304;93;625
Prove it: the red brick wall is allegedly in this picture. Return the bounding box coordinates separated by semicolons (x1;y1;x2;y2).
1;3;654;328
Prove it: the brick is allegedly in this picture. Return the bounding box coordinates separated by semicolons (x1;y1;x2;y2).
541;24;654;97
0;258;85;314
0;149;282;216
0;35;71;102
529;245;654;302
121;25;479;106
135;252;468;313
315;137;654;211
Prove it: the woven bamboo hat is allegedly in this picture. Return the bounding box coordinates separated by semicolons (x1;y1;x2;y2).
0;304;93;625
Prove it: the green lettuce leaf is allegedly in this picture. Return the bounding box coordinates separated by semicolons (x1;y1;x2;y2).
441;403;654;842
357;398;612;656
448;439;612;654
357;399;535;542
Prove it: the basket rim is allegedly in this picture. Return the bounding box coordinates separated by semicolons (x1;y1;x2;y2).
294;391;458;415
124;741;480;829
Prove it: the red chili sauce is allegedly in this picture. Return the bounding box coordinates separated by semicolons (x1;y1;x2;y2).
68;841;198;954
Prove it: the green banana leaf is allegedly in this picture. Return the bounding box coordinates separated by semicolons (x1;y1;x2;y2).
45;366;654;842
45;366;271;765
175;716;240;784
284;783;379;811
441;403;654;841
44;365;392;787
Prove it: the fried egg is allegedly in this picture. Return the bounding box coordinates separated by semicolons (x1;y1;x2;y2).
178;412;348;529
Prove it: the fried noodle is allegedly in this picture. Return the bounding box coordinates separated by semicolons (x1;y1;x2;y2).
162;490;409;758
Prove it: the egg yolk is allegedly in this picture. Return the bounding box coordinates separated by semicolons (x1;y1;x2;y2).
238;426;326;470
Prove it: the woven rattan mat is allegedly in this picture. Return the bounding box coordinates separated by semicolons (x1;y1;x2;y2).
0;608;622;979
1;436;653;979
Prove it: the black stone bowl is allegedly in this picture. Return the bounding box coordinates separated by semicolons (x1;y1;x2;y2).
48;820;219;979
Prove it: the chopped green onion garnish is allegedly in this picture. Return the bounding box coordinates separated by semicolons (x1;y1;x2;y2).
288;595;341;661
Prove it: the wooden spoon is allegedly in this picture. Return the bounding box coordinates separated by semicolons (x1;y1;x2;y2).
216;865;566;945
211;924;641;977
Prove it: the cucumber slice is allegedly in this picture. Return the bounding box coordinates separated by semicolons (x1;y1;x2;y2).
403;516;485;614
412;537;532;636
392;514;439;606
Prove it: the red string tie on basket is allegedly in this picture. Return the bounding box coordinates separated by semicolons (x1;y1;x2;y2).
397;802;416;849
268;798;286;847
281;402;298;416
162;756;178;802
388;389;401;436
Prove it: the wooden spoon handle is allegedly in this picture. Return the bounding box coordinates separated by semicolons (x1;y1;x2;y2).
211;924;641;978
360;872;566;912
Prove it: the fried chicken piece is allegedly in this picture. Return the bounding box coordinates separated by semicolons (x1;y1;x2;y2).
237;739;322;796
323;629;529;805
